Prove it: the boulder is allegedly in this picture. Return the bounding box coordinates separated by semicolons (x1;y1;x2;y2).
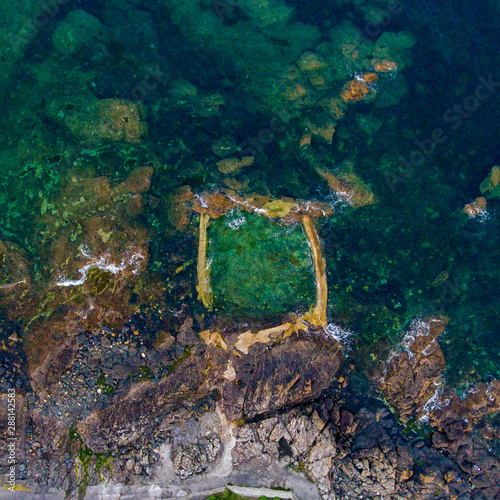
479;165;500;198
375;316;447;423
52;9;106;55
243;334;342;419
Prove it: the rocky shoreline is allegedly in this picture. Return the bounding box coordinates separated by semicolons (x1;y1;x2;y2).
0;0;499;498
1;316;499;499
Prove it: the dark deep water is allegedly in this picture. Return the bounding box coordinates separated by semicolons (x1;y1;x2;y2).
284;0;500;388
320;0;500;388
0;0;499;398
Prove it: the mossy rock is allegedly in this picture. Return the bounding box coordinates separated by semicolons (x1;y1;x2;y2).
208;210;316;318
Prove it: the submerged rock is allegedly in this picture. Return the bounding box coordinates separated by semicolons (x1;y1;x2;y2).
49;98;148;146
296;51;327;73
238;0;293;28
480;165;500;198
216;155;254;174
52;9;106;56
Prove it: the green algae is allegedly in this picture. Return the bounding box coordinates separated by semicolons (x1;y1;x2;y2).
167;345;192;375
205;489;282;500
0;156;61;250
96;371;115;396
69;427;112;500
208;210;315;319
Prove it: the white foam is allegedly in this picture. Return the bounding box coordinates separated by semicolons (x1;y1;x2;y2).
56;247;146;287
323;323;353;346
226;214;247;230
418;380;444;423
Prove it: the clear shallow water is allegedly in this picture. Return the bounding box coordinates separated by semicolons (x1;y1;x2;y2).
0;0;499;393
208;210;316;318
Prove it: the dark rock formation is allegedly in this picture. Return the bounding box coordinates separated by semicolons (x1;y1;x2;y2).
243;335;342;419
78;330;343;453
375;316;500;499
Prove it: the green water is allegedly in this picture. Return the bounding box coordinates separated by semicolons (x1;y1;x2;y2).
208;210;316;319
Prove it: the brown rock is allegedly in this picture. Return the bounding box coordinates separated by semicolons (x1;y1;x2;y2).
317;164;377;207
243;334;342;419
27;410;72;486
166;186;195;231
296;51;327;73
309;74;327;89
432;431;449;448
113;166;153;197
341;74;378;103
429;380;500;431
192;190;238;219
299;133;312;148
319;96;347;120
177;316;201;346
340;409;357;435
371;59;399;72
216;156;254;174
222;176;249;191
29;334;78;398
283;82;309;102
155;330;175;350
463;196;487;217
479;166;500;198
375;316;448;421
59;98;148;145
444;470;457;483
304;117;336;144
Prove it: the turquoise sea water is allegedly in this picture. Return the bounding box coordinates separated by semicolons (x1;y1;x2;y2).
0;0;499;394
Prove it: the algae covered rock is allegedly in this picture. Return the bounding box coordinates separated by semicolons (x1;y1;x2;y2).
356;113;383;136
48;97;148;145
208;210;316;318
238;0;293;28
52;9;106;55
479;165;500;198
372;31;415;70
